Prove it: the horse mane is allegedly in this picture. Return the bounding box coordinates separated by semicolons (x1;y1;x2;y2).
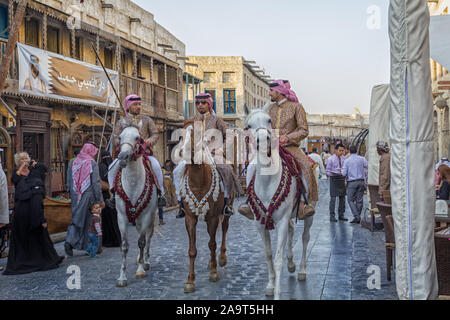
244;108;271;128
183;119;195;129
123;123;140;131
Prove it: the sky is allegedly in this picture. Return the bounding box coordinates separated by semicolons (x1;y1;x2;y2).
134;0;391;115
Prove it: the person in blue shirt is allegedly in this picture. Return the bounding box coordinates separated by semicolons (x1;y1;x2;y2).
341;145;368;224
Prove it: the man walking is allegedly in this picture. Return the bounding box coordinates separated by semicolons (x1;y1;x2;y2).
326;143;347;222
342;145;368;224
309;147;326;180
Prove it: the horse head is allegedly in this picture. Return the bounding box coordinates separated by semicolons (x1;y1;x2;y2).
244;107;274;158
181;121;214;167
118;125;141;168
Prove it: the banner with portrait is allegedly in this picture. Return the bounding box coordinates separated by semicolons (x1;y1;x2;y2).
18;43;119;108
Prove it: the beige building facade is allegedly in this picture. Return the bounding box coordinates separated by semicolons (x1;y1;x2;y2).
428;0;450;162
186;56;270;127
303;113;369;153
0;0;186;191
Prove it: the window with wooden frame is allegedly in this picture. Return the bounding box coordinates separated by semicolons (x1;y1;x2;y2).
47;25;60;54
121;52;129;75
74;36;82;60
104;47;114;70
25;17;40;48
223;89;236;114
0;4;8;39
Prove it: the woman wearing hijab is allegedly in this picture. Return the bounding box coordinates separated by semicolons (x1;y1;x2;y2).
3;152;64;275
64;142;104;257
98;150;121;247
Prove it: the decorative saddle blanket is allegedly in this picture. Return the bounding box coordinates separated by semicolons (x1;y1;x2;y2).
114;156;155;224
247;146;305;231
180;166;222;221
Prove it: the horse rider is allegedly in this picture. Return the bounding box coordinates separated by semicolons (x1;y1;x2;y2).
238;80;318;219
109;94;166;207
174;93;244;218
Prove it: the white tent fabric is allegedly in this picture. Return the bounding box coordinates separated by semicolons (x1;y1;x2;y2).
388;0;438;300
368;84;390;185
430;15;450;71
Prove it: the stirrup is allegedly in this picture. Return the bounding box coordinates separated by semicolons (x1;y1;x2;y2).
238;205;254;220
297;202;315;220
224;205;234;216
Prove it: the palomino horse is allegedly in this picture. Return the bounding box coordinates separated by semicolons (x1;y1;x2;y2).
244;108;317;300
179;124;231;293
114;125;158;287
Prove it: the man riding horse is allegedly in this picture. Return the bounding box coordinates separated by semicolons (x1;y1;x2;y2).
109;94;166;207
175;93;243;218
239;80;318;218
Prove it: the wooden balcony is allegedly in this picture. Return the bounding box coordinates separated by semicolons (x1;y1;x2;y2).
120;74;152;107
120;74;179;114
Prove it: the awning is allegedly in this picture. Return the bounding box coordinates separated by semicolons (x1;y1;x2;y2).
389;0;438;300
430;15;450;70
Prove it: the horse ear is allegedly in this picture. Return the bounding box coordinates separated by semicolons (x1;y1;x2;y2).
244;103;250;116
262;102;271;113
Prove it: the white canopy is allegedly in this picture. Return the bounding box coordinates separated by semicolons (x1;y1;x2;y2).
367;84;390;186
430;15;450;70
389;0;438;299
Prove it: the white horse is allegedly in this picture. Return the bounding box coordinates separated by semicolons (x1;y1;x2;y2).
244;108;317;300
114;126;158;287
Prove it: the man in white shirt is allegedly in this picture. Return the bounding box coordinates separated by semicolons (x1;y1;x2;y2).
308;147;326;180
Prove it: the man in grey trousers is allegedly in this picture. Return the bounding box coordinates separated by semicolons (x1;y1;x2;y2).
341;145;368;224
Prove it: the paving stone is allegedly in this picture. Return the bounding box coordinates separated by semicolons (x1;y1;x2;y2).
0;180;397;300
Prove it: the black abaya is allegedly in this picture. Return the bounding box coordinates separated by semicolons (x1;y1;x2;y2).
3;165;64;275
99;156;121;247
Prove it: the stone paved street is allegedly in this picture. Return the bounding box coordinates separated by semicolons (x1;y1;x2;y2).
0;180;397;300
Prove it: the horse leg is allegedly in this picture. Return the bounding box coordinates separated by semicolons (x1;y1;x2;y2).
144;224;154;271
116;212;129;287
274;216;290;300
184;214;197;293
257;225;275;296
219;214;230;268
207;216;220;282
287;219;296;273
298;215;314;281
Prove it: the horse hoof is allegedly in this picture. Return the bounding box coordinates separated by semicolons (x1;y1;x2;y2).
298;273;306;281
184;283;195;293
144;263;150;271
116;280;128;287
288;263;296;273
265;287;274;296
219;257;227;267
209;272;219;283
136;272;146;279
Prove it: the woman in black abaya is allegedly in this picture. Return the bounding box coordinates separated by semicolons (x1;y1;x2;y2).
99;151;121;247
3;153;64;275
